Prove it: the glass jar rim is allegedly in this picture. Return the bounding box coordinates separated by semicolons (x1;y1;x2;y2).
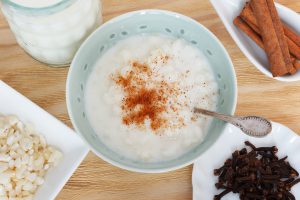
1;0;77;14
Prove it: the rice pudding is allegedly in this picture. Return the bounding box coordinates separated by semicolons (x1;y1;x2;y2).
85;34;218;162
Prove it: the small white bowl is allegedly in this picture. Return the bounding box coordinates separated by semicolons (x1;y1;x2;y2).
0;81;89;200
210;0;300;82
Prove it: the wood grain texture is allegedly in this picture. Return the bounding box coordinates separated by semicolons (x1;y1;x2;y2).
0;0;300;199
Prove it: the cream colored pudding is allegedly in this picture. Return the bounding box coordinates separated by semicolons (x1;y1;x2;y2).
85;34;218;162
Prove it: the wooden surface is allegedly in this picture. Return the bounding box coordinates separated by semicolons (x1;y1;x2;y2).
1;0;300;199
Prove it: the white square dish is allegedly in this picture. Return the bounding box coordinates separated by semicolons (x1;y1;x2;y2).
192;122;300;200
0;80;89;200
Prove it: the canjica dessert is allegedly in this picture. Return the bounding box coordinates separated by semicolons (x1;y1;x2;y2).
85;34;218;162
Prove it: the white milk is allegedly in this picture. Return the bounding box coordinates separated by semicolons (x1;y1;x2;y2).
85;34;218;162
1;0;102;66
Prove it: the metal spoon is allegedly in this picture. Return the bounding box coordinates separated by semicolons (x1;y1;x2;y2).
194;108;272;137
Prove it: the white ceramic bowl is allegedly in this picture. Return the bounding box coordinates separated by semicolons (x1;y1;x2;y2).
210;0;300;82
0;81;89;200
67;10;237;173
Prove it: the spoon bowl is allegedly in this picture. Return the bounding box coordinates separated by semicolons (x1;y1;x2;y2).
194;108;272;138
210;0;300;82
236;116;272;137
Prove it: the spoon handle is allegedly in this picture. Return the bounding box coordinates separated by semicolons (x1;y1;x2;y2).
194;108;239;125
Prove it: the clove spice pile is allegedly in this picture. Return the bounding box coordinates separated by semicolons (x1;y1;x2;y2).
214;141;300;200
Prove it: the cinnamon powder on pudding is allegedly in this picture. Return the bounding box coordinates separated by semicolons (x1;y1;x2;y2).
122;88;166;131
114;60;185;132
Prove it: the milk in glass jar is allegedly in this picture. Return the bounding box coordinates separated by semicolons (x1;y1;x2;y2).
0;0;102;66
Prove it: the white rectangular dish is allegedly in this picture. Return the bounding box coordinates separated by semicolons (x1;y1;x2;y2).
0;80;89;200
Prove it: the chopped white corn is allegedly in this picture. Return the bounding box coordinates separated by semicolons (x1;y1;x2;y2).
0;115;63;199
6;135;15;146
20;138;33;151
26;173;37;182
0;185;5;196
0;162;8;173
35;177;44;186
5;182;12;191
0;172;12;184
22;181;33;191
0;154;11;162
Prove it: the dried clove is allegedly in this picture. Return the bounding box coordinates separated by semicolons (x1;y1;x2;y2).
213;141;300;200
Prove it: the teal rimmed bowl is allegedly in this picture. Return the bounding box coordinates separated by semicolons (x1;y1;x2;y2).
66;10;237;173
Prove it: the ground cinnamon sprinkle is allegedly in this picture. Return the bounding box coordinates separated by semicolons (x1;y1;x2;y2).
122;88;167;130
113;60;185;132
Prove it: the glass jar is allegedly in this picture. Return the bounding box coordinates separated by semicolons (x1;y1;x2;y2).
1;0;102;66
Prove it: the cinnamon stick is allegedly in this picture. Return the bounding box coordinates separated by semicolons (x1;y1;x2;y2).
265;0;294;73
234;16;297;74
246;2;300;46
290;61;297;74
240;3;260;33
294;60;300;70
287;38;300;60
284;25;300;47
233;17;264;49
240;3;300;60
251;0;289;77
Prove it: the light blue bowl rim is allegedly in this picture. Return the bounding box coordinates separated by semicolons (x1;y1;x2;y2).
66;9;238;173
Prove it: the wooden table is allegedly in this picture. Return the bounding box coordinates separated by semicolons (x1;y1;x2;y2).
0;0;300;199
